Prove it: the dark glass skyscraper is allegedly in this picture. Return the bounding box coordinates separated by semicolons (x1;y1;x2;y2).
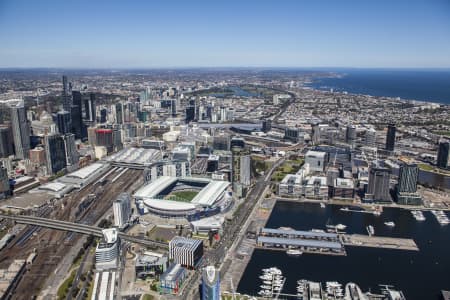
185;106;195;123
71;91;84;139
385;123;396;152
366;164;391;203
0;125;14;158
62;75;73;115
56;110;71;135
44;134;67;175
115;103;124;124
397;163;422;205
10;101;30;159
436;140;450;169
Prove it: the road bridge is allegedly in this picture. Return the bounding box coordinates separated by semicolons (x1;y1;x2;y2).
0;214;168;248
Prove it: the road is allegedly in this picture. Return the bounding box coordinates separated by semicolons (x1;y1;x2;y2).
183;157;285;299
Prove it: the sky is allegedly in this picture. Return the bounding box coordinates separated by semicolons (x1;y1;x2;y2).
0;0;450;68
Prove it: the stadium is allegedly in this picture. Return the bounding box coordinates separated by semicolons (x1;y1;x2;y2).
134;176;232;219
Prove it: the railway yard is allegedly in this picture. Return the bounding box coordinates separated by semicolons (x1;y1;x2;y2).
0;166;143;299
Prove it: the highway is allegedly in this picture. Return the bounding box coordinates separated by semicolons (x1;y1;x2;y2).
0;214;169;248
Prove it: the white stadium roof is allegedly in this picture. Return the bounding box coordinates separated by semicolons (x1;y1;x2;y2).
191;180;230;207
134;176;178;199
143;199;197;211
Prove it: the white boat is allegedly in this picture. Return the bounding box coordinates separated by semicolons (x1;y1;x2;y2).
384;221;395;227
320;202;326;208
260;285;271;290
367;225;375;236
411;210;426;221
286;249;303;256
373;210;382;216
336;224;347;230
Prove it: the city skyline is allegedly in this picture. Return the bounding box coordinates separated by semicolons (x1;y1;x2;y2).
1;0;450;68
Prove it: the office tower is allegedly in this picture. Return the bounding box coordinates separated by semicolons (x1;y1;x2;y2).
219;106;227;122
170;99;177;117
84;93;96;123
95;129;114;152
212;135;230;151
346;125;356;144
113;127;123;151
185;106;195;123
262;119;272;133
63;133;78;167
0;125;14;158
87;127;97;146
62;75;72;114
436;140;450;169
99;108;107;123
366;165;391;203
0;166;10;199
230;137;245;149
113;193;131;229
239;155;251;186
56;110;71;134
115;103;124;124
385;123;396;152
10;101;30;159
71;91;84;139
169;237;203;268
44;134;67;175
305;150;327;172
201;266;220;300
396;163;422;205
365;128;376;148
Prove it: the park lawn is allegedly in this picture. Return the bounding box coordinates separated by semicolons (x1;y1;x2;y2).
57;269;77;300
418;163;434;171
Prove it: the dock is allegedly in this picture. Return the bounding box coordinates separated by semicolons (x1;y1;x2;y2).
342;234;419;251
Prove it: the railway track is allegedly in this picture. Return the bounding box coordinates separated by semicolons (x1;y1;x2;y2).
0;168;143;299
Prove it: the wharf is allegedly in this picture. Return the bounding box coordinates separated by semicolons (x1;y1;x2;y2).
220;194;276;294
342;234;419;251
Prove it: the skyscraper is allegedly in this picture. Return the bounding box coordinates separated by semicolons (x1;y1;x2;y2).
44;134;67;175
385;123;396;152
113;193;131;229
62;75;73;114
346;125;356;145
396;163;422;205
0;125;14;158
63;133;78;167
436;140;450;169
115;103;124;124
366;164;391;203
71;91;84;139
185;106;195;123
201;266;220;300
10;101;30;159
84;93;96;123
56;110;71;135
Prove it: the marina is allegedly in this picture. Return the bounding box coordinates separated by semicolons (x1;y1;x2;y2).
237;201;450;299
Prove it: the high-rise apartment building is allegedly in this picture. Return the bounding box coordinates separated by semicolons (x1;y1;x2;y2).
113;193;131;229
436;140;450;169
44;134;67;175
366;164;391;203
396;163;422;205
385;123;396;152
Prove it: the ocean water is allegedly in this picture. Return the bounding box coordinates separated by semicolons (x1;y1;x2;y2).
238;202;450;299
309;69;450;104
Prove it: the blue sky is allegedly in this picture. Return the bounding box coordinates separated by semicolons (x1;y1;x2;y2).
0;0;449;68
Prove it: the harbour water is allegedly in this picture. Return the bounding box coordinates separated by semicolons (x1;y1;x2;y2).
237;201;450;299
309;69;450;104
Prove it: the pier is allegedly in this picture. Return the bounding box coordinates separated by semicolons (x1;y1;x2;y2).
256;227;346;255
342;234;419;251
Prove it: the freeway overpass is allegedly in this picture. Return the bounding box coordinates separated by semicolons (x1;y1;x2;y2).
0;214;168;248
